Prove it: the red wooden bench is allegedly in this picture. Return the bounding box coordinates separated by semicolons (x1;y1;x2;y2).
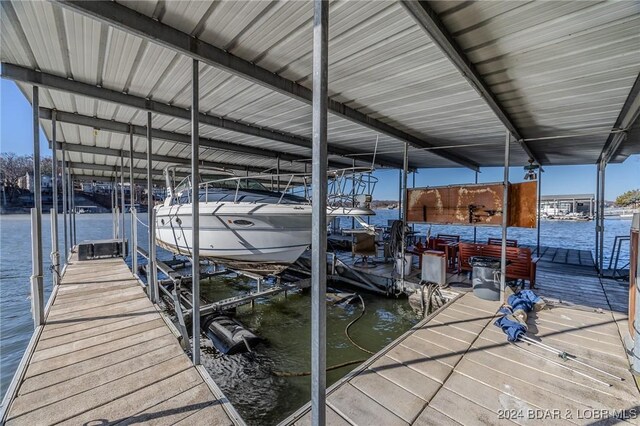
458;242;539;288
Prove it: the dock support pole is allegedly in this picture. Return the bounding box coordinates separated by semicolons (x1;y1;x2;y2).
120;151;126;258
71;175;78;247
147;112;158;303
536;168;542;256
311;1;328;424
191;58;201;365
398;170;402;220
132;206;138;275
70;172;76;246
473;171;478;243
400;143;409;290
129;125;135;267
51;110;60;285
598;159;606;274
61;148;68;261
595;163;600;271
30;86;44;327
112;179;117;239
500;130;510;302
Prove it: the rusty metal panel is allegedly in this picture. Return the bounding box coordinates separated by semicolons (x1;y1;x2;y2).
407;181;537;228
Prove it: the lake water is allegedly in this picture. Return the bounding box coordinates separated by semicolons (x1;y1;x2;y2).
0;211;634;424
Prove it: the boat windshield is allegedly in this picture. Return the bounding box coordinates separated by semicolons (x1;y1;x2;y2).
174;174;268;195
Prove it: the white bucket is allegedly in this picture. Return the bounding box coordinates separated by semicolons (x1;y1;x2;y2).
396;254;413;276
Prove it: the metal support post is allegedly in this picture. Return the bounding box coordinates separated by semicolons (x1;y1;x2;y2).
132;207;138;275
311;1;328;423
473;171;478;243
595;163;600;270
598;160;606;274
276;155;280;192
191;58;201;365
61;149;68;261
536;169;542;256
400;143;409;290
68;169;74;247
120;151;126;257
633;221;640;373
71;175;76;245
112;179;117;239
129;125;135;265
147;111;157;303
51;110;59;285
500;130;510;302
30;86;44;327
149;207;158;301
397;169;402;220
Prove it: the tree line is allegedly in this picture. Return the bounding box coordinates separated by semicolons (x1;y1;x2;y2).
1;153;53;189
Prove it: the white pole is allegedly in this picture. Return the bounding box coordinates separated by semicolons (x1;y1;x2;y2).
30;86;44;327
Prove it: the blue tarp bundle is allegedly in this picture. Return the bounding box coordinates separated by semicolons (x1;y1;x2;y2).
494;306;526;341
508;290;544;313
495;289;545;342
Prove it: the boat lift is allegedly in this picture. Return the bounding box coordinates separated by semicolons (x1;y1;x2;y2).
135;244;310;349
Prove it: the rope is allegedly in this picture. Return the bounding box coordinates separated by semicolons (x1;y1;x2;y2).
345;294;374;355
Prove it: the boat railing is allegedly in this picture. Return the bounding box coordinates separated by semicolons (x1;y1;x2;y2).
168;166;377;207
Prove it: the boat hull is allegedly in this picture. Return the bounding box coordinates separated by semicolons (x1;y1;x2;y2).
155;203;373;272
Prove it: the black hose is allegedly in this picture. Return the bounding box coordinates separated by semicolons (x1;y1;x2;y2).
345;294;374;355
273;359;366;377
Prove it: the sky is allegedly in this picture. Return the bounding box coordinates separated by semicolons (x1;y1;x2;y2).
1;79;638;200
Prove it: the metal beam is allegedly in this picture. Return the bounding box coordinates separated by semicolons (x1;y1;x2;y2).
599;73;640;164
401;1;541;165
53;141;300;175
38;107;331;166
51;1;478;171
3;63;401;169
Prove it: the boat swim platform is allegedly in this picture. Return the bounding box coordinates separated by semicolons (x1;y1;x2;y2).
2;251;241;426
285;262;639;425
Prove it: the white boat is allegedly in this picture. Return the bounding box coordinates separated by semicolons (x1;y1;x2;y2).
155;167;376;273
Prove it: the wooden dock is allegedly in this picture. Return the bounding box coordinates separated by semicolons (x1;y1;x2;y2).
3;253;239;425
286;262;639;425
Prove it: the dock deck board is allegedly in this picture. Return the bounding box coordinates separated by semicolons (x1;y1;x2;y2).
288;261;639;425
4;253;235;426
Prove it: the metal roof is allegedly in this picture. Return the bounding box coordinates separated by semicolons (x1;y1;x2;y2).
1;0;639;182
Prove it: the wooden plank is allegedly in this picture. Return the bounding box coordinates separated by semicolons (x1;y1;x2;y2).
413;406;463;426
6;356;190;424
58;368;207;425
368;355;442;401
19;334;178;394
30;318;165;363
328;383;408;426
11;347;180;415
113;384;220;426
294;406;350;426
429;387;516;426
350;369;426;423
